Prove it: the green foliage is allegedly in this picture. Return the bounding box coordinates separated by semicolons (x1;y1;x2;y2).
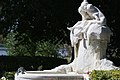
4;32;31;56
90;70;120;80
4;32;66;57
4;32;18;56
36;39;63;57
0;0;70;42
3;72;15;80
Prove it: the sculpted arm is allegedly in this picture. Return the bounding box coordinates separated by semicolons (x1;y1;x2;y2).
67;21;82;30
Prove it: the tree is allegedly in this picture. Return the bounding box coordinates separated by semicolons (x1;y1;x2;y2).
0;0;75;56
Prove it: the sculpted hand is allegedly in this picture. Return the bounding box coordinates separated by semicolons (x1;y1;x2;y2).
67;27;73;30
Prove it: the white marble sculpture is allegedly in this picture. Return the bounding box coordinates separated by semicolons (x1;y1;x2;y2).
50;0;119;74
15;0;119;79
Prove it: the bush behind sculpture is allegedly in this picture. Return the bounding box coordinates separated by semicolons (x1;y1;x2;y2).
4;32;68;57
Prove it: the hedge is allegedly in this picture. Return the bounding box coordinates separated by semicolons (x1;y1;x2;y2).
0;56;68;72
90;70;120;80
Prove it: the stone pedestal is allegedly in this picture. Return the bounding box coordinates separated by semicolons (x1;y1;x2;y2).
15;71;89;80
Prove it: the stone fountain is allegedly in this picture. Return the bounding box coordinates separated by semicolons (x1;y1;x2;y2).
15;0;119;80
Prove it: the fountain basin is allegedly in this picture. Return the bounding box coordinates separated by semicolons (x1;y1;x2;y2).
15;71;89;80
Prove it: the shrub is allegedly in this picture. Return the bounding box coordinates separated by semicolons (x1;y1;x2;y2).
90;70;120;80
36;40;63;57
3;72;15;80
4;32;70;57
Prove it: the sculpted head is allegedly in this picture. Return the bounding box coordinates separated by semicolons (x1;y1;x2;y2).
78;0;88;14
78;0;92;20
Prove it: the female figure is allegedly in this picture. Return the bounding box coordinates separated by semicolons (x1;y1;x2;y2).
51;0;118;73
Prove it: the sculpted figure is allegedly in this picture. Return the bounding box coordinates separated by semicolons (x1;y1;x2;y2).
68;0;110;62
51;0;119;74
